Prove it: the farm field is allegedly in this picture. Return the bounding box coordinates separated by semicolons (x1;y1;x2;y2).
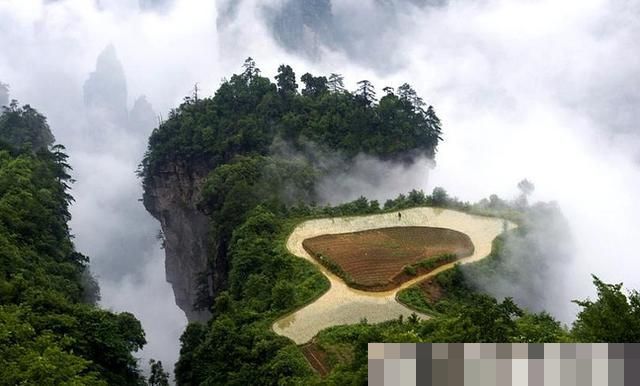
303;226;474;291
272;207;515;344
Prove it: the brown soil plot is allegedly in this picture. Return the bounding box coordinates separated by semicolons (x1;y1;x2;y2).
302;226;474;291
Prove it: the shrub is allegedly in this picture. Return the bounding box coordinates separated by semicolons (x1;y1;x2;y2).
403;265;417;276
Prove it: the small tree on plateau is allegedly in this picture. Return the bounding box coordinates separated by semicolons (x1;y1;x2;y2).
275;64;298;97
397;83;425;112
430;187;449;206
242;57;260;81
356;80;376;105
517;179;535;197
328;73;345;93
301;73;328;97
425;105;443;140
516;178;535;207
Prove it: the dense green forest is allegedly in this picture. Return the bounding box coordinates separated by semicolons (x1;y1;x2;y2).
0;102;147;385
140;60;640;385
140;58;442;184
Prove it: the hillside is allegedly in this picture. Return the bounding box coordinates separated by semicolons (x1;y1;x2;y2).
0;102;147;384
139;59;442;322
139;61;640;385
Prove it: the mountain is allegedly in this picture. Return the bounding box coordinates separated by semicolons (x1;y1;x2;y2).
139;60;442;323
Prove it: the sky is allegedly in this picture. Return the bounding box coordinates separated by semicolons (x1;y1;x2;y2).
1;0;640;377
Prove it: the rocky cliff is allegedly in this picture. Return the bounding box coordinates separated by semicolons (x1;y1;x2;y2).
142;160;213;322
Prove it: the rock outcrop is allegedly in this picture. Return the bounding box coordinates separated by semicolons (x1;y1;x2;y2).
83;45;129;128
143;160;213;322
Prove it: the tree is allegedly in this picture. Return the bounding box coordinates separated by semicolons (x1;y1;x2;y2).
174;323;207;385
271;280;295;310
517;179;535;196
148;359;170;386
0;103;148;386
515;312;568;343
430;187;449;206
275;65;297;97
301;73;328;97
356;80;376;105
422;295;523;342
0;101;55;151
397;83;425;112
516;179;535;207
572;276;640;342
425;106;442;140
241;57;260;81
327;73;345;93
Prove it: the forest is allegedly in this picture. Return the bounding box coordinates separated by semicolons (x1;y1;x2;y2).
0;101;150;384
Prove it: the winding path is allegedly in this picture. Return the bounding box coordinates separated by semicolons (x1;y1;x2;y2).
272;207;514;344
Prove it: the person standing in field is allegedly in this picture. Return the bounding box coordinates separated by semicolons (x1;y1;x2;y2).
398;212;402;221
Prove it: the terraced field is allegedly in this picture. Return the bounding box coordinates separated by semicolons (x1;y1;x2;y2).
303;226;474;290
272;207;514;344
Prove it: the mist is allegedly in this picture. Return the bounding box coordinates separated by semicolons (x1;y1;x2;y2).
2;0;640;376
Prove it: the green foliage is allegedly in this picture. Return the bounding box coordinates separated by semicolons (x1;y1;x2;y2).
301;73;328;98
430;187;449;206
382;188;469;211
148;359;170;386
0;105;146;385
0;100;55;152
396;287;436;315
194;155;317;310
140;59;442;188
420;295;524;342
515;312;568;343
177;315;314;386
175;205;332;385
174;323;207;385
415;253;457;271
571;276;640;342
403;265;417;276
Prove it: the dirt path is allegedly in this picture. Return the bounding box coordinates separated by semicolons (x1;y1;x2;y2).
272;207;514;344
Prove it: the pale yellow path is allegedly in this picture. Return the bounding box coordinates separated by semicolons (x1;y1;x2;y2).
272;207;514;344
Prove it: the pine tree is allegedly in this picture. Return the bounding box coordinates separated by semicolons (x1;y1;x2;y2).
327;73;345;93
356;80;376;105
241;57;260;81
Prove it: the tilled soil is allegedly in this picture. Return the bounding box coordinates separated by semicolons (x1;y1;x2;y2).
303;226;473;290
272;207;514;344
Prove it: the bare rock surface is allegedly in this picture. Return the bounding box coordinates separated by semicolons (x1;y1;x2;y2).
143;160;212;322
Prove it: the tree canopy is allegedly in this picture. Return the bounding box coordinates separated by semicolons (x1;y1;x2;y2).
140;59;443;189
0;103;147;385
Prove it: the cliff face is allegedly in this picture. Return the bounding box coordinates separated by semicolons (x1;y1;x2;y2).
143;160;213;322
